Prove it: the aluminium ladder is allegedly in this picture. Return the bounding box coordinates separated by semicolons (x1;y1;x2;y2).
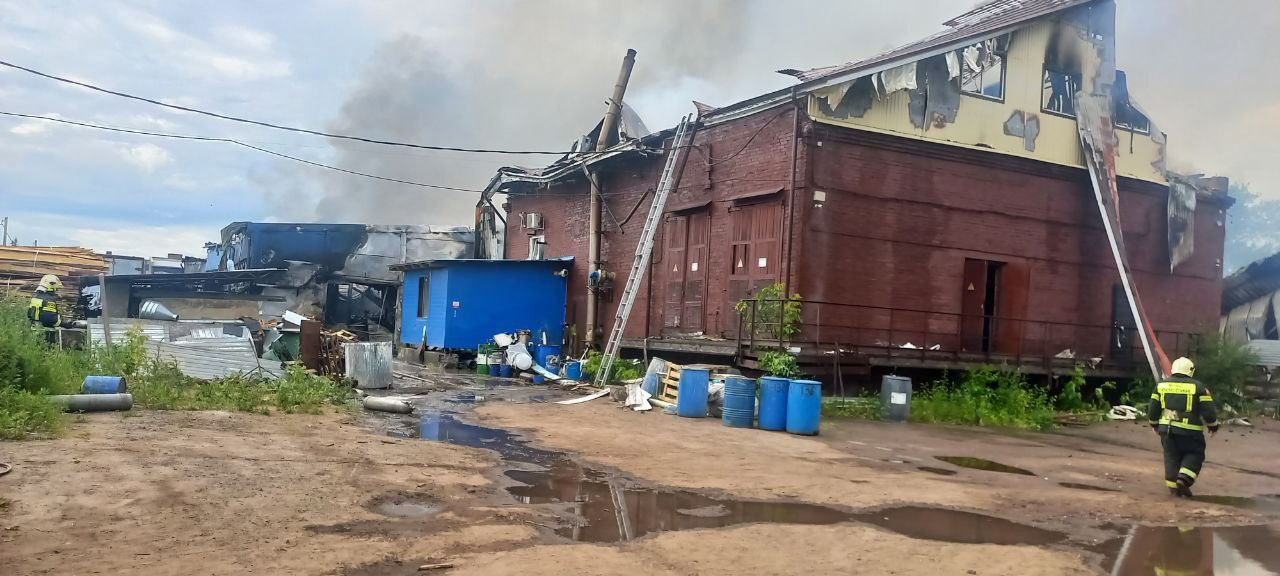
593;115;693;388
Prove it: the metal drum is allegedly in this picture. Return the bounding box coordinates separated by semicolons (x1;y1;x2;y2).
721;376;757;428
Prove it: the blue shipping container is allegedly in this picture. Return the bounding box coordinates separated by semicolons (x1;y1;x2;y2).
395;258;571;351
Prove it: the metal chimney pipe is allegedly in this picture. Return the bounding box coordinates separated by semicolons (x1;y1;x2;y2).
585;48;637;352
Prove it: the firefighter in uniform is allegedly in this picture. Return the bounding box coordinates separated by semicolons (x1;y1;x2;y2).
1148;357;1219;498
27;274;74;345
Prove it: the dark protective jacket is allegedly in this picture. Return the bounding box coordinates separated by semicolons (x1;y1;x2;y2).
27;291;60;328
1148;374;1219;436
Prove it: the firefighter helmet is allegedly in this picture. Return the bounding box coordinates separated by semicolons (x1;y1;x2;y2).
1171;357;1196;377
37;274;62;293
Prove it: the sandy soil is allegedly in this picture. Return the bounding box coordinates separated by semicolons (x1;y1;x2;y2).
1;386;1277;575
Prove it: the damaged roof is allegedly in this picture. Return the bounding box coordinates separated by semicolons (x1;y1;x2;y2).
779;0;1099;83
1223;252;1280;312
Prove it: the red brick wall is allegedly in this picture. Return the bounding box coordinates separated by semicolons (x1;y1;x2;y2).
504;105;802;353
800;124;1225;358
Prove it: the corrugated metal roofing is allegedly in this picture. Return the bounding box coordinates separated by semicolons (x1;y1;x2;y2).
1223;252;1280;312
781;0;1098;83
1245;340;1280;367
391;256;574;271
147;338;281;380
88;321;170;344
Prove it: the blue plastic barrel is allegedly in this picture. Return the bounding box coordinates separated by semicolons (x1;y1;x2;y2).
786;379;822;435
758;376;790;431
82;375;127;394
499;364;513;378
535;345;560;371
721;376;757;428
675;368;710;418
564;361;582;380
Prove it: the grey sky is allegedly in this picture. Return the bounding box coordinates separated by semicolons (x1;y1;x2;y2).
0;0;1275;258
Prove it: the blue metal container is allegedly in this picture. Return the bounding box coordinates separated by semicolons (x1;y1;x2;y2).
564;361;582;380
499;364;513;378
536;345;561;374
721;376;757;428
786;379;822;435
396;258;572;350
676;368;710;418
758;376;790;431
82;375;127;394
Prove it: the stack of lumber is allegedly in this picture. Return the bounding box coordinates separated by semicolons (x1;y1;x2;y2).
319;329;358;376
0;246;107;291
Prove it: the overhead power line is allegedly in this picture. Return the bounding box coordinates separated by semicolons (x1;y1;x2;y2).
0;111;484;193
0;59;577;156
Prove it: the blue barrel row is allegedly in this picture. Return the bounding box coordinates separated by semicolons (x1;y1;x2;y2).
675;368;821;436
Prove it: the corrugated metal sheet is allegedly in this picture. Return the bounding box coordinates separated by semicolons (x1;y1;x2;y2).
88;321;170;344
1245;340;1280;367
147;338;281;380
344;342;392;389
786;0;1095;82
1223;253;1280;311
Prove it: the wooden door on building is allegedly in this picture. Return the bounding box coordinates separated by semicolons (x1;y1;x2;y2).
960;258;1028;354
662;210;710;334
726;201;783;337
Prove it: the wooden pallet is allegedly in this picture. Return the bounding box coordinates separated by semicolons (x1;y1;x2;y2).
659;362;683;403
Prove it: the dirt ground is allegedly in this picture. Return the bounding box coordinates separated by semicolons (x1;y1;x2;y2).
2;378;1278;575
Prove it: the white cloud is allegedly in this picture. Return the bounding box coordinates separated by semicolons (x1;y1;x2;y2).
10;120;49;135
162;173;198;190
213;24;275;51
5;211;214;257
118;143;174;172
126;114;179;131
70;225;213;258
201;52;292;81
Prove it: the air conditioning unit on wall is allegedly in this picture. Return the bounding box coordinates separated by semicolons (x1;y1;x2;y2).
521;212;544;233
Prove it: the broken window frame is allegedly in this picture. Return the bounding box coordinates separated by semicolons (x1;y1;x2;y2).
959;38;1008;102
1115;107;1151;134
1041;67;1082;118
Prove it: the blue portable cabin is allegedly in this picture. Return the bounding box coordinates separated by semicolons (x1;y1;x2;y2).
391;258;572;351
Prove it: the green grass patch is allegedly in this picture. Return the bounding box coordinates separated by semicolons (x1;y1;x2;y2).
910;366;1056;430
0;388;63;440
1;293;353;440
821;395;882;420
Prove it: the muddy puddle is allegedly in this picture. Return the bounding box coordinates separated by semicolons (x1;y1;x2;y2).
1097;525;1280;575
917;466;958;476
392;411;1071;545
935;456;1036;476
1193;494;1280;514
1059;482;1119;492
852;506;1064;546
366;493;441;518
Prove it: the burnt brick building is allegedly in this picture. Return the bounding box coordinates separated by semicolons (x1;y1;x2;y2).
476;0;1230;379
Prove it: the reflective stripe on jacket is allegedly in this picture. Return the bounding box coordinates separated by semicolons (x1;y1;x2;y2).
27;292;60;328
1147;374;1219;435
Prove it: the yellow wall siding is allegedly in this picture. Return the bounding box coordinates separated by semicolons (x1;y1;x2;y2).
809;20;1166;185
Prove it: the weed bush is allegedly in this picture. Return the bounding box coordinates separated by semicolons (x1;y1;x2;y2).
821;395;882;420
1193;333;1260;414
911;365;1055;430
758;349;800;379
582;351;644;383
0;388;63;439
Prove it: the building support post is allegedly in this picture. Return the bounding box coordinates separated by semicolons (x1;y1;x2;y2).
585;48;637;352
